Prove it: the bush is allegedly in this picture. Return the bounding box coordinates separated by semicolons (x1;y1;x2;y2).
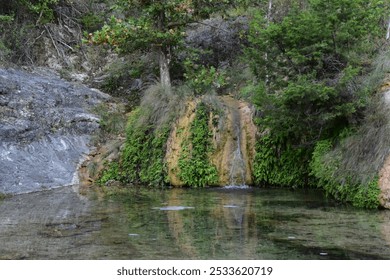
22;0;59;24
81;12;104;33
253;134;313;187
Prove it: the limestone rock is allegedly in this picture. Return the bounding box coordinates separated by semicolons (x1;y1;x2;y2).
0;68;109;194
379;156;390;209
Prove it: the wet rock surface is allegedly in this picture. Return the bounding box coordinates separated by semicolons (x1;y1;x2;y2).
0;68;109;194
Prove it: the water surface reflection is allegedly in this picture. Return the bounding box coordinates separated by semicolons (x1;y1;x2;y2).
1;186;390;259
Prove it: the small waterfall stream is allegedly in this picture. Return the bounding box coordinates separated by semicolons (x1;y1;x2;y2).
227;105;247;188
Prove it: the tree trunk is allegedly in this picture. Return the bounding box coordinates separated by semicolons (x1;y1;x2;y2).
159;47;171;91
387;16;390;40
156;7;171;93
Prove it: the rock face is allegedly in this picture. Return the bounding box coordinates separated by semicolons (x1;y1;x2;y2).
0;68;109;194
379;85;390;209
379;155;390;209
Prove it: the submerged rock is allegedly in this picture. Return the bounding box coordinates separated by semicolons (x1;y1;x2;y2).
0;68;109;194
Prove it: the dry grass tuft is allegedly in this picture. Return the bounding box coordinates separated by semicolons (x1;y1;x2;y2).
134;83;191;131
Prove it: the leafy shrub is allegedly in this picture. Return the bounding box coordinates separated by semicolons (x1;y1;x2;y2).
247;0;386;204
20;0;59;24
81;12;104;33
178;102;218;187
184;59;227;95
253;134;313;187
98;108;170;186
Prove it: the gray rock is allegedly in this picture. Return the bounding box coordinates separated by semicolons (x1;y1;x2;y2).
0;68;109;194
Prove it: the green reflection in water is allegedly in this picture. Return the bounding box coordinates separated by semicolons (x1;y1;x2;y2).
1;186;390;259
97;187;390;259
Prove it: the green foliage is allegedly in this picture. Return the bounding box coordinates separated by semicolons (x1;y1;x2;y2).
123;118;169;186
248;0;386;207
178;102;218;187
91;1;251;88
310;139;380;209
0;0;59;64
81;12;104;33
251;72;362;188
21;0;59;24
247;0;386;143
91;0;245;51
91;15;182;54
184;60;227;95
253;134;312;187
99;161;120;185
0;0;58;24
91;1;207;53
0;15;14;23
247;0;385;87
255;74;360;145
99;108;170;186
0;12;14;62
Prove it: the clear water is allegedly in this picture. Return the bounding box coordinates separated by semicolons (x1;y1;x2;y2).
1;186;390;260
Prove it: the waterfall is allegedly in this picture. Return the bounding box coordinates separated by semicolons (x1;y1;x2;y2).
226;106;248;188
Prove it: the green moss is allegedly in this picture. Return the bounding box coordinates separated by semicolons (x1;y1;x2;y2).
178;102;218;187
